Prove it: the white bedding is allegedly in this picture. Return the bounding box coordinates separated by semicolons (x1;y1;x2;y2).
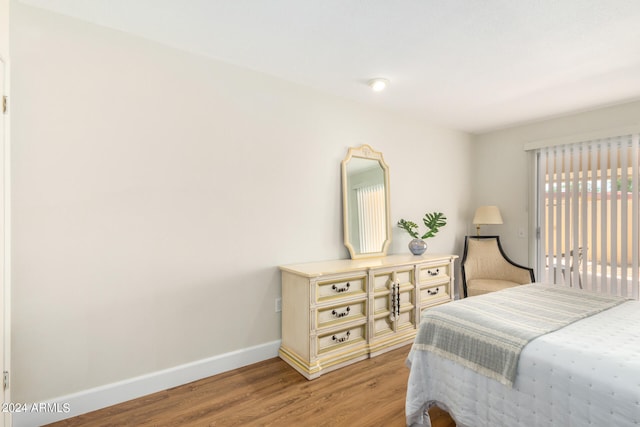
406;299;640;427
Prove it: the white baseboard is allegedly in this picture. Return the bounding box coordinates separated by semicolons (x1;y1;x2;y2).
12;340;281;427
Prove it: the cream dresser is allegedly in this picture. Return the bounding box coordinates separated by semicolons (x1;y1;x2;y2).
279;253;457;379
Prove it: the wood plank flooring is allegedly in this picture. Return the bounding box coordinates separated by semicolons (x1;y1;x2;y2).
47;345;454;427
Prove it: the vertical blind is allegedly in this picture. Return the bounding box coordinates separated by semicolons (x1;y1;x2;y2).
536;134;640;299
355;184;386;253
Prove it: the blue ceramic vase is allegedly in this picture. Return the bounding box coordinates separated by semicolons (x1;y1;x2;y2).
408;238;427;255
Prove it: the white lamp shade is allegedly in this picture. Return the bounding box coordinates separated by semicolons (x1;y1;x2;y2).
473;206;503;225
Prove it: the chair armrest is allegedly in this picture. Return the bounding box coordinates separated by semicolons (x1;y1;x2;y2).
500;260;535;284
464;256;534;285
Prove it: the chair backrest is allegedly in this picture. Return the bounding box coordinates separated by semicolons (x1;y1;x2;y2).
549;246;585;269
461;235;535;297
571;247;584;268
462;236;508;279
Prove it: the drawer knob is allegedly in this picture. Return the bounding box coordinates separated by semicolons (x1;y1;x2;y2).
428;268;440;276
332;331;351;343
427;288;440;295
332;282;350;293
331;306;351;318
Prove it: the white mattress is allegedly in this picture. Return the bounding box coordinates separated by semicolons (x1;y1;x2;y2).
406;300;640;427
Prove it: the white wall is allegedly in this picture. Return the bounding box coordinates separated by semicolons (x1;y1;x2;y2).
10;3;472;404
473;100;640;271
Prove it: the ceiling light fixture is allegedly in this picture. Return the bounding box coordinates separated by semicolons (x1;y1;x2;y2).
368;78;390;92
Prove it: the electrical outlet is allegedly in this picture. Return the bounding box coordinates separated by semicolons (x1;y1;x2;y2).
275;297;282;312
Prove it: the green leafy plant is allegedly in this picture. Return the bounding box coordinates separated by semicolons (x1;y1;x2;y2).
397;212;447;240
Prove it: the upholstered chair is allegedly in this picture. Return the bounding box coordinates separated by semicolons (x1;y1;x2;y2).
461;235;535;297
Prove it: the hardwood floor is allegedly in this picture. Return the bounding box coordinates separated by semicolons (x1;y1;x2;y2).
47;345;454;427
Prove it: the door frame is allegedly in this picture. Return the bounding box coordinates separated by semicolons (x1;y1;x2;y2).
0;53;11;427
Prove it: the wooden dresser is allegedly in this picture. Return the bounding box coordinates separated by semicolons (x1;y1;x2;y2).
279;253;457;379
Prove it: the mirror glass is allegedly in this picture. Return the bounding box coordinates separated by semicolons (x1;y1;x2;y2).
341;145;391;259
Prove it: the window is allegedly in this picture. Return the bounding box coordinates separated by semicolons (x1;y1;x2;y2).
534;134;639;299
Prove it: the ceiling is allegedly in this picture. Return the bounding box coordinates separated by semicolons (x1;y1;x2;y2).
20;0;640;134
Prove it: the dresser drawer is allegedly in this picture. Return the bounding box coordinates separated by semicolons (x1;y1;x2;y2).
372;268;413;292
419;283;450;304
316;275;367;302
317;324;366;354
373;286;414;315
419;264;450;283
372;306;415;337
317;301;366;329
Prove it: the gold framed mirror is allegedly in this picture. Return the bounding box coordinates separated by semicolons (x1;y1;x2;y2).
341;145;391;259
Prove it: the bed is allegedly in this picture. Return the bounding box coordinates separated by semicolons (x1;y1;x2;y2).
406;284;640;427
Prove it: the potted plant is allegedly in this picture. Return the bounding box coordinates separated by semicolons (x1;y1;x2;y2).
397;212;447;255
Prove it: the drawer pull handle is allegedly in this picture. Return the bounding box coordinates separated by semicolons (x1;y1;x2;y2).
332;306;351;318
427;288;440;295
389;281;401;321
332;331;351;343
428;268;440;277
332;282;350;293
